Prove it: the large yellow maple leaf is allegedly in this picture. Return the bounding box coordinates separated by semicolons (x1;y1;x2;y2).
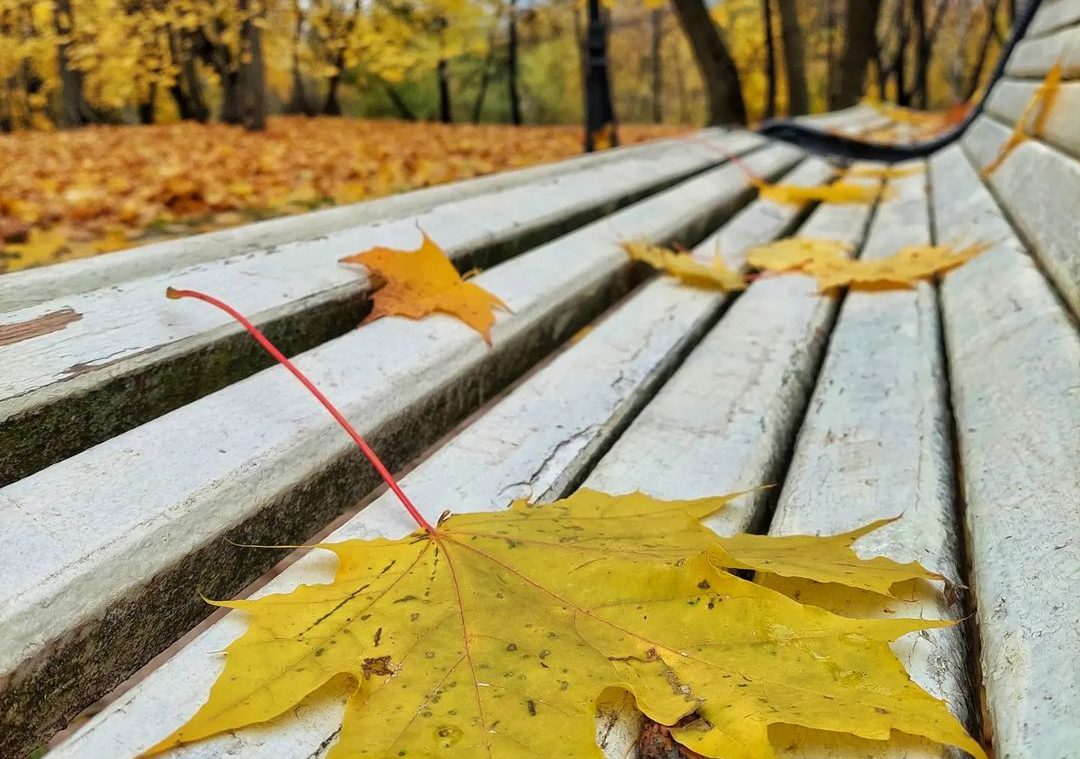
341;232;509;344
146;490;985;759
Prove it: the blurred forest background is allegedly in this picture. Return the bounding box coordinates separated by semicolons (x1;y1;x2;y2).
0;0;1018;132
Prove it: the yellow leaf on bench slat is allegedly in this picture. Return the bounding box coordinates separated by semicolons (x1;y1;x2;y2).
623;240;746;291
746;237;853;272
340;232;509;344
752;177;884;205
748;238;988;292
806;242;989;292
709;517;950;597
143;489;986;759
982;62;1063;177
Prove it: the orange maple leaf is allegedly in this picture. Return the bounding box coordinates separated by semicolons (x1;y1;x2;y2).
340;232;509;344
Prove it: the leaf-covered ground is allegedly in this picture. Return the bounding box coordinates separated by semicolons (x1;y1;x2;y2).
0;117;688;274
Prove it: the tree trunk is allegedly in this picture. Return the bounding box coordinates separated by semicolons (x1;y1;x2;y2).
437;58;452;123
776;0;809;115
168;30;209;121
286;0;313;115
138;84;157;124
965;0;1003;100
54;0;91;127
912;0;928;107
583;0;618;149
507;0;522;125
240;0;267;131
650;9;663;123
323;71;342;115
381;80;416;120
831;0;882;108
762;0;778;119
825;0;839;100
893;1;910;105
670;0;746;124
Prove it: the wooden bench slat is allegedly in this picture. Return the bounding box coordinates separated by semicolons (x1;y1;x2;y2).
0;131;729;314
0;131;766;487
961;114;1080;319
1005;21;1080;78
1028;0;1080;38
795;105;894;136
760;164;980;757
581;169;880;758
931;144;1080;759
582;173;877;530
985;78;1080;157
46;160;837;759
0;144;804;758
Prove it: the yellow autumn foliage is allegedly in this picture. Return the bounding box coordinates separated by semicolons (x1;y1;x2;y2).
146;489;986;759
0;119;686;273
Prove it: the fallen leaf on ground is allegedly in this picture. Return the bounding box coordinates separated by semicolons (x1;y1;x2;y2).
146;489;986;759
746;237;852;272
94;228;133;253
340;232;508;343
623;241;746;291
752;178;883;205
982;62;1062;177
3;228;68;270
807;242;989;291
0;118;688;273
710;517;949;596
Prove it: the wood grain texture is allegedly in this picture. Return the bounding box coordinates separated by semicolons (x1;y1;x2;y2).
1006;22;1080;78
961;115;1080;319
766;164;981;759
985;78;1080;157
1028;0;1080;38
0;130;731;314
582;169;879;759
42;177;835;759
0;147;801;759
932;144;1080;759
0;131;775;487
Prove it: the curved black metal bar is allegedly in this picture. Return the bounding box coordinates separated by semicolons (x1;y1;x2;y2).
757;0;1046;161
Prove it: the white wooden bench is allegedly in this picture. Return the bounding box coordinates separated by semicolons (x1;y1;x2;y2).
1;5;1078;756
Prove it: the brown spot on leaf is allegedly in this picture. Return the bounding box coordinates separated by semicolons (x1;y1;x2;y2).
362;655;395;680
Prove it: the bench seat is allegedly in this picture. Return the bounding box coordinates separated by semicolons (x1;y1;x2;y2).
2;10;1078;756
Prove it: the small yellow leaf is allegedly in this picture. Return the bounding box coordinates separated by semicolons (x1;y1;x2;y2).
709;517;949;596
982;62;1062;177
340;232;509;344
746;237;852;273
623;241;746;291
752;178;884;205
